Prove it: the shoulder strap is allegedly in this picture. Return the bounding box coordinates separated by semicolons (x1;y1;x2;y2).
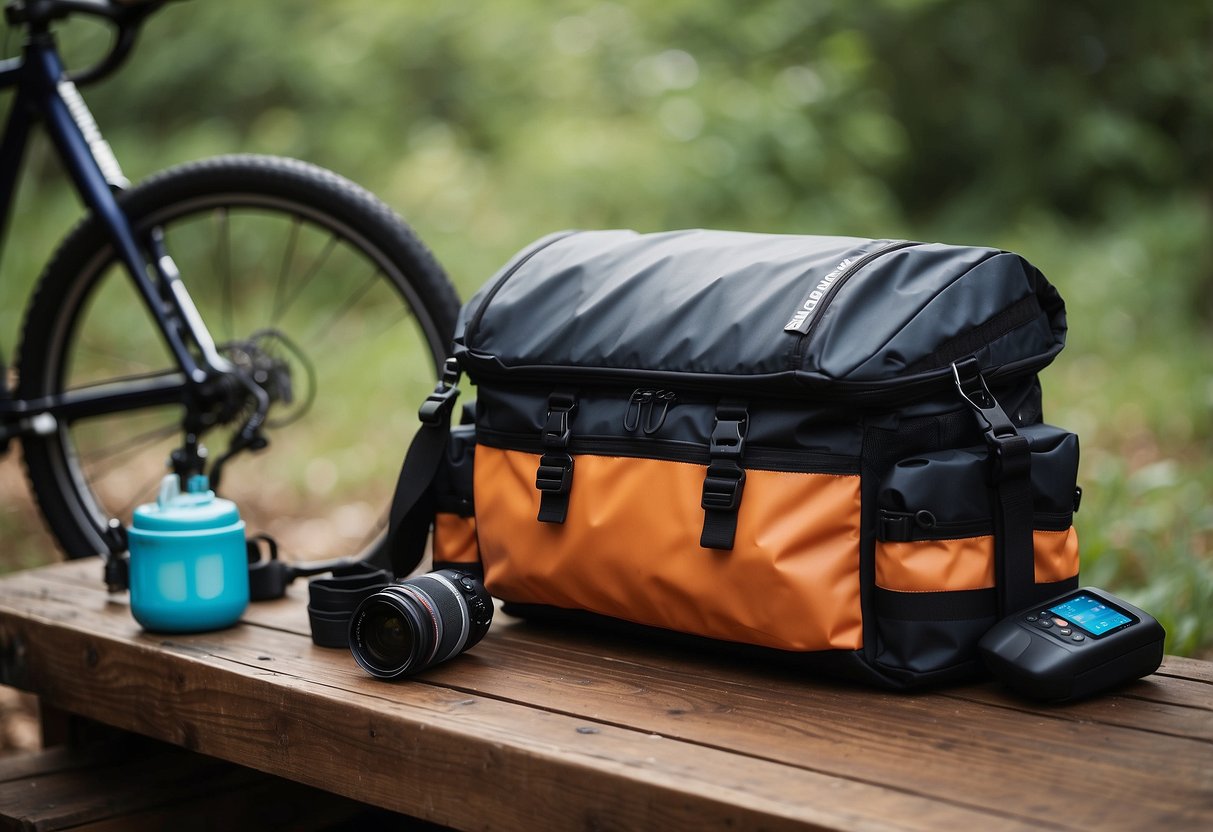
368;359;462;577
952;358;1036;617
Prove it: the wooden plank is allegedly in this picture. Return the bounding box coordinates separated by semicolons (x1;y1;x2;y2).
6;566;1213;832
0;569;1034;832
0;736;371;832
62;778;384;832
0;743;115;782
38;561;1213;736
62;553;1210;695
945;682;1213;742
21;567;1213;815
1157;654;1213;684
1118;676;1213;711
473;616;1212;745
0;751;248;831
231;571;1213;741
431;628;1212;828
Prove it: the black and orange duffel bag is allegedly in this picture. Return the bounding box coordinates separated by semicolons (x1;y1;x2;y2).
388;229;1081;690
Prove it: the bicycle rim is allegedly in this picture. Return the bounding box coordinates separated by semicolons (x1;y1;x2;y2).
24;184;452;562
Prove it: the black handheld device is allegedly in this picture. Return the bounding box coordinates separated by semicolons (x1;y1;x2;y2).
978;587;1165;702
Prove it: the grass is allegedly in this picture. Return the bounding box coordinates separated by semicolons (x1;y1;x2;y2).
996;197;1213;657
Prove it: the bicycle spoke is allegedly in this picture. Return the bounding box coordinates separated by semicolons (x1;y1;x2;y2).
107;468;176;520
80;419;181;473
74;344;156;377
303;265;383;344
272;217;303;324
363;304;417;345
273;233;339;324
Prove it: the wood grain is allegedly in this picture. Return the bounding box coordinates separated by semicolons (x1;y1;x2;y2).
6;561;1212;832
0;567;1027;832
0;735;368;832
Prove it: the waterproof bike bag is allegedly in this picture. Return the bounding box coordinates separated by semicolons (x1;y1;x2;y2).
402;229;1080;690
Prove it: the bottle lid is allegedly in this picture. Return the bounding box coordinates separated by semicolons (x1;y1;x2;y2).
131;474;241;532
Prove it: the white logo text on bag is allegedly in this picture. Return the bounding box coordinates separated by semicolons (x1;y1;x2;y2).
784;257;855;333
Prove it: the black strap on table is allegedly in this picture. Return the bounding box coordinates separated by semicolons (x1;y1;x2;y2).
700;400;749;550
306;563;393;647
953;357;1035;617
535;391;578;524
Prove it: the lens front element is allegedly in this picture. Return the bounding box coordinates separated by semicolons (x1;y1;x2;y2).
360;604;417;670
349;570;492;680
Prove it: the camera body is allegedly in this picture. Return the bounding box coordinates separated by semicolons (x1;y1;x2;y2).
349;569;493;679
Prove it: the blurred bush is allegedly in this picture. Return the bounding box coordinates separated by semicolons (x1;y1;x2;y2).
0;0;1209;650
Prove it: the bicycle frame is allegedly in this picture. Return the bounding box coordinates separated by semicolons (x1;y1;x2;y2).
0;21;230;443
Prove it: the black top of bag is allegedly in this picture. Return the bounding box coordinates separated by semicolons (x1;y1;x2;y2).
455;229;1066;398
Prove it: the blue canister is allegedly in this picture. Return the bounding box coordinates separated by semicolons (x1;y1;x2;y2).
127;474;248;632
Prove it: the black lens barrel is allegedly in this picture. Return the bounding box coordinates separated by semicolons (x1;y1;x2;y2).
349;570;492;680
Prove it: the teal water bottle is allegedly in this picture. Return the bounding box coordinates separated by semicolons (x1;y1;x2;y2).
127;474;248;632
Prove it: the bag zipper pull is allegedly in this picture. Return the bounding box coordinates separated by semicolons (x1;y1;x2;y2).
623;389;653;432
643;390;677;435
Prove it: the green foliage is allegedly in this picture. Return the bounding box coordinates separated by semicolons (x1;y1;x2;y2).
0;1;1209;650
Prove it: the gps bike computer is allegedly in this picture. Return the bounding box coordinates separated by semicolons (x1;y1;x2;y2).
978;587;1165;702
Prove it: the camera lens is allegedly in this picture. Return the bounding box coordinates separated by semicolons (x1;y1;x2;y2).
349;570;492;679
360;604;418;669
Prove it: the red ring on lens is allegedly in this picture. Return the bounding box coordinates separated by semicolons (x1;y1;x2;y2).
396;585;440;665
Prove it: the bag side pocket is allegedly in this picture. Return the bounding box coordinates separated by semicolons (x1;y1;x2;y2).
874;424;1080;676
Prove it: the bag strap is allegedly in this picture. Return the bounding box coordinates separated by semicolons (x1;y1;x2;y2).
699;400;749;550
952;358;1036;617
370;358;462;578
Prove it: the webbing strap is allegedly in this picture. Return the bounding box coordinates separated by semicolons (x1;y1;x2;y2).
379;359;461;578
990;434;1036;616
952;358;1036;617
699;401;748;550
535;392;578;524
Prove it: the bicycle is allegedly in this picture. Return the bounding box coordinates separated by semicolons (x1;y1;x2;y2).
0;0;460;566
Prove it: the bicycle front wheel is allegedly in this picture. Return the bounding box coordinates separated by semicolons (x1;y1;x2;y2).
18;155;460;562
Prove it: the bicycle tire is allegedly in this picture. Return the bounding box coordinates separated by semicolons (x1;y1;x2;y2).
17;154;460;562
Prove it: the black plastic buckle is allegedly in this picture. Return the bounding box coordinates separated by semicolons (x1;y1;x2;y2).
952;357;1017;445
535;452;574;494
542;393;578;448
418;358;461;426
701;462;746;511
709;405;748;458
952;357;1031;481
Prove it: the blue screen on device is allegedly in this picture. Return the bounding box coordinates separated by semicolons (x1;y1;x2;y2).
1049;595;1133;637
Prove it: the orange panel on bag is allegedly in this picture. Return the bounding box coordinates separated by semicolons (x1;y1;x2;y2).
876;529;1080;593
434;513;479;564
1034;528;1079;584
474;447;863;652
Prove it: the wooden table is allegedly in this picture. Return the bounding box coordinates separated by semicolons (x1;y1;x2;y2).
0;560;1208;831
